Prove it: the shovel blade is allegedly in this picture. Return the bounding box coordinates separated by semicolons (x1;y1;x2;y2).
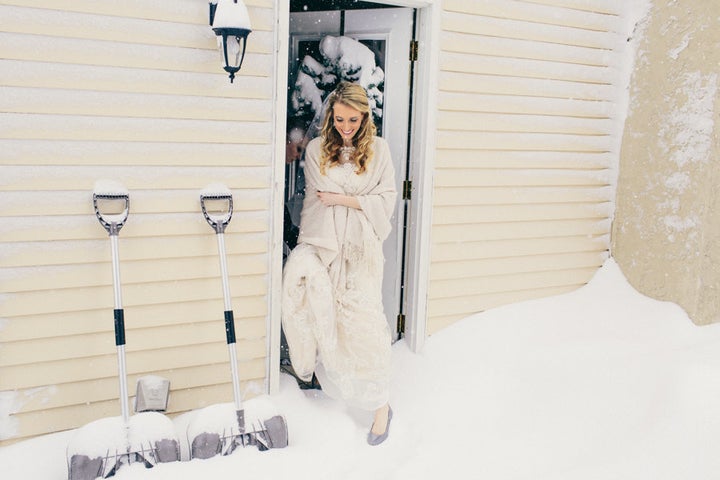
68;454;104;480
259;415;289;450
187;402;288;459
190;432;221;460
68;438;180;480
155;438;181;463
67;413;180;479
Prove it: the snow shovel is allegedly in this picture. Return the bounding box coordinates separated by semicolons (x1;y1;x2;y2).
188;184;288;459
67;181;180;480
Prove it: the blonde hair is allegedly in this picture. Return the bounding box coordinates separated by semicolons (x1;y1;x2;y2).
319;82;376;175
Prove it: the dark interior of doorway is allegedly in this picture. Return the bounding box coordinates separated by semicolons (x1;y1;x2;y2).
290;0;395;12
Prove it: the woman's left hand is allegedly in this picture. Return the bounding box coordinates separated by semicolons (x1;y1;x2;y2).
317;191;361;209
317;191;340;206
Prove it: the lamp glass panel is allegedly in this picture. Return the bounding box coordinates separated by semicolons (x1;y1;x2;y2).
227;36;243;69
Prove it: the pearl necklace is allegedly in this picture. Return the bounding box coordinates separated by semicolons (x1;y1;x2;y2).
340;145;356;163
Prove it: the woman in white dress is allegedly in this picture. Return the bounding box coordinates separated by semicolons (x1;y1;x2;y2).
282;82;397;445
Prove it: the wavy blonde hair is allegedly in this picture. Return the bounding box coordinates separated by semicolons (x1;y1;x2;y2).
319;82;376;175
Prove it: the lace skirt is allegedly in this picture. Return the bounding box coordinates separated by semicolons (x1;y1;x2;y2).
281;243;391;411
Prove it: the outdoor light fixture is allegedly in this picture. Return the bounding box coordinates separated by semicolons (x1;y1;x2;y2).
209;0;252;83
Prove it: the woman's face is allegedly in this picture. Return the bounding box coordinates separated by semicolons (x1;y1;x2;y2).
332;102;363;143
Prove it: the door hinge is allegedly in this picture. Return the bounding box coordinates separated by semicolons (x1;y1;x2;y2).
402;180;412;200
409;40;418;62
396;313;406;334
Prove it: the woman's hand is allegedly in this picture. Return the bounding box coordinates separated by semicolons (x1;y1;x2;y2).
316;191;339;206
317;191;361;209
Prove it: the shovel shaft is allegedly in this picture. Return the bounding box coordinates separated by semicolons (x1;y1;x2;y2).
216;233;232;312
228;342;243;412
215;232;243;411
117;345;129;422
110;234;123;309
109;227;130;424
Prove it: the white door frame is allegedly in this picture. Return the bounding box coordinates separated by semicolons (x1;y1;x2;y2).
268;0;440;393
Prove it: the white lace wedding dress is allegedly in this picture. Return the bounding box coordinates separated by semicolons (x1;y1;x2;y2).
281;136;396;411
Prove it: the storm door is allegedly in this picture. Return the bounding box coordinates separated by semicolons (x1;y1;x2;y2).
284;2;415;340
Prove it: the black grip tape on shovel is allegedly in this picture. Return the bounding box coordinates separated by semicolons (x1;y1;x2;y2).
114;309;126;346
224;311;236;344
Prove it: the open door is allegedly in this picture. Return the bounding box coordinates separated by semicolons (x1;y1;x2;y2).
284;3;415;340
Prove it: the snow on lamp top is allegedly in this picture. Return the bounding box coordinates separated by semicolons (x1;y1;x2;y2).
211;0;252;31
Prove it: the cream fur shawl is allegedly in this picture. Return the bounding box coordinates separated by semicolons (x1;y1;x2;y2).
297;136;397;268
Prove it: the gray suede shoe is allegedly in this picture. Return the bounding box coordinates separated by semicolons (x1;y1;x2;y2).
367;406;393;446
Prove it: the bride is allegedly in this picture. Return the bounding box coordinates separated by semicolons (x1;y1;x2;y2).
282;82;397;446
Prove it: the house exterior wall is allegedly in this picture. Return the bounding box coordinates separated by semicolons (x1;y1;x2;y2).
426;0;632;334
0;0;277;444
612;0;720;325
1;0;644;445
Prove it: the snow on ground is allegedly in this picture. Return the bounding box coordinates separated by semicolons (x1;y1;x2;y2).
2;258;720;479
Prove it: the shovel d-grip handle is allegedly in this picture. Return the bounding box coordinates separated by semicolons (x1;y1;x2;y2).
200;193;233;234
93;193;130;236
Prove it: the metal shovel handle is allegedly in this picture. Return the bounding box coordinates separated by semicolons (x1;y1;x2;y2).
200;193;233;234
92;190;131;423
93;193;130;236
200;187;243;411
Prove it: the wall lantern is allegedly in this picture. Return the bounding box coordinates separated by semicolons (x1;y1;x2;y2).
209;0;252;83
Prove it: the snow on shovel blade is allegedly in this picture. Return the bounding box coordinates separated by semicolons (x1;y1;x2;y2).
187;398;288;460
67;417;126;480
67;412;180;479
127;412;181;464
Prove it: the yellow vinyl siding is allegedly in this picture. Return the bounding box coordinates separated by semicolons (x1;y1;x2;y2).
431;236;609;264
428;0;624;334
0;234;268;269
522;0;622;15
2;338;267;389
0;31;272;78
440;71;615;101
1;316;267;362
0;114;270;143
433;219;611;244
451;1;618;31
435;150;613;169
0;255;267;294
0;275;267;319
0;0;276;445
0;59;272;99
0;139;272;166
1;87;272;121
430;262;603;298
8;359;267;440
438;112;614;135
439;92;613;118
